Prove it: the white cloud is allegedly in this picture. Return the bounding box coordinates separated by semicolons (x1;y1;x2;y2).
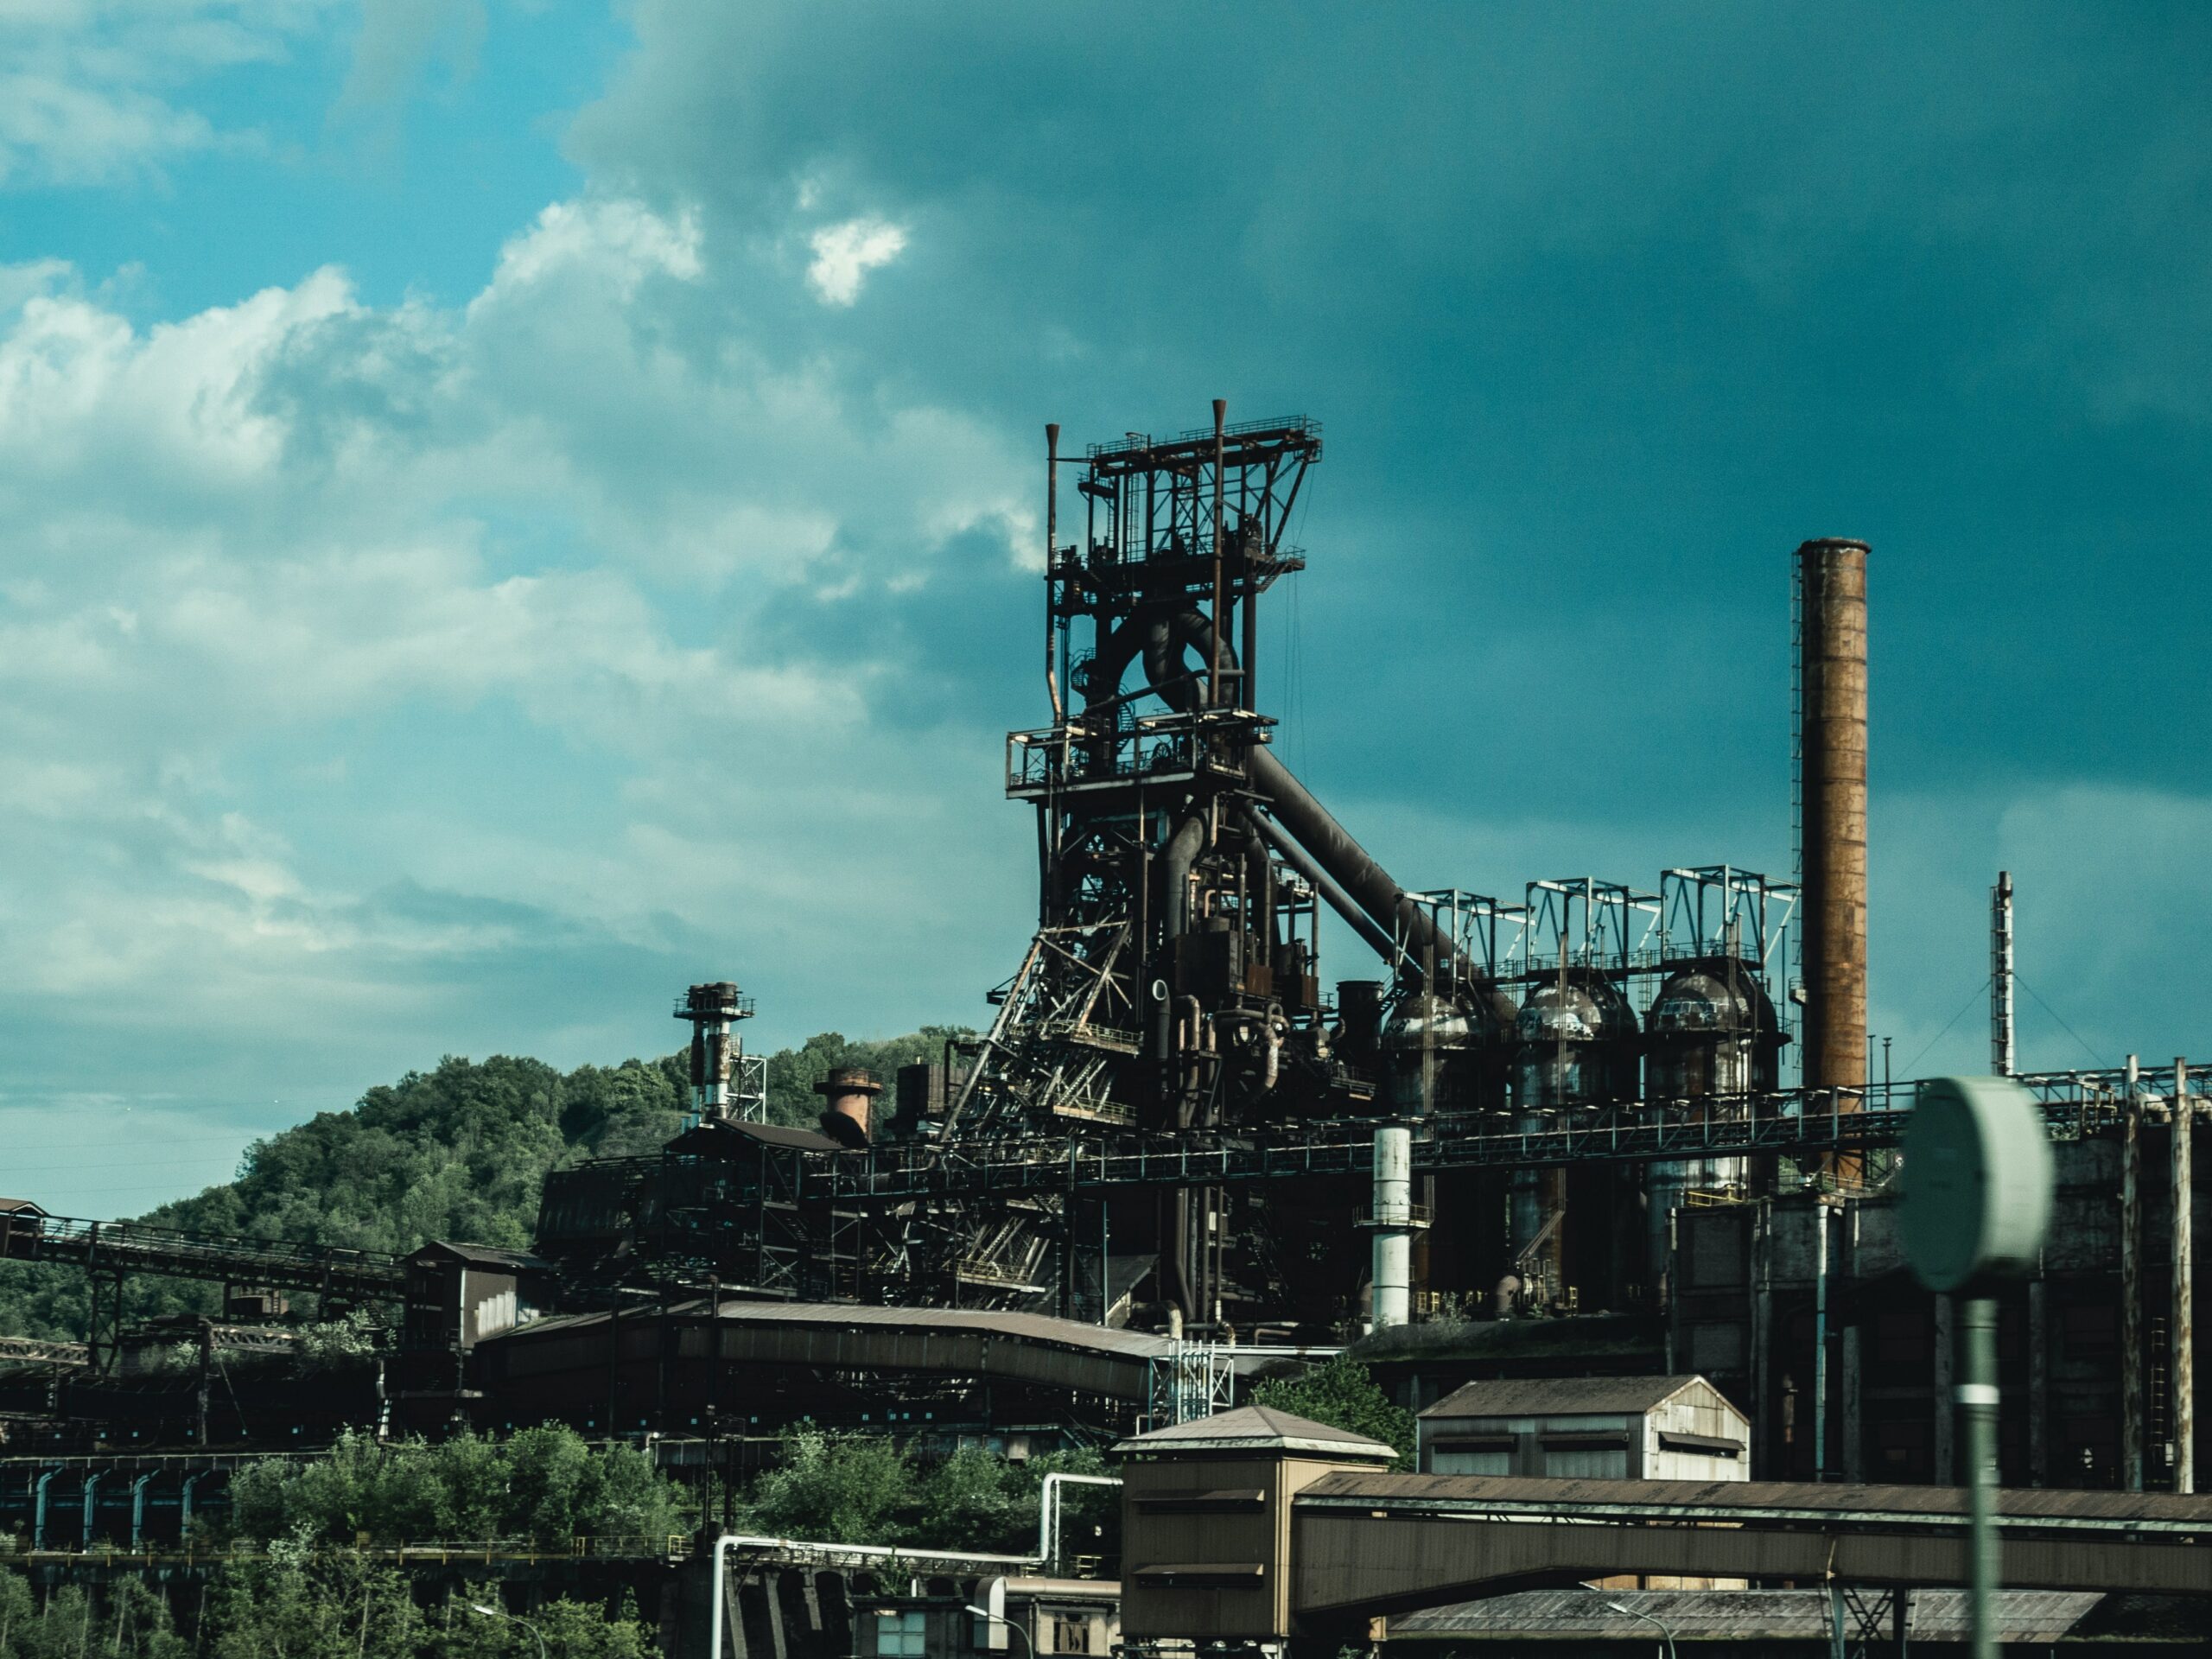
805;215;906;306
0;188;1036;1148
0;1;324;186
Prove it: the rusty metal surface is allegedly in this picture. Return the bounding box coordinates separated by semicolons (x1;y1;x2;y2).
1389;1587;2101;1643
1796;539;1868;1144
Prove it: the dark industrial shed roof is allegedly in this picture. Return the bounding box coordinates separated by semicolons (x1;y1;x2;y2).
482;1298;1180;1404
1420;1374;1712;1418
408;1242;555;1271
668;1119;843;1155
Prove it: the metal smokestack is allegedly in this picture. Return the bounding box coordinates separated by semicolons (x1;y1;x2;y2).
1796;539;1869;1139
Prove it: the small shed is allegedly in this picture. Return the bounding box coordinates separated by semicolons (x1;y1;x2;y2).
403;1241;556;1352
1416;1374;1748;1482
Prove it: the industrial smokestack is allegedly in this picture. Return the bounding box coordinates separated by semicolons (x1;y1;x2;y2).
1797;540;1869;1128
815;1066;883;1148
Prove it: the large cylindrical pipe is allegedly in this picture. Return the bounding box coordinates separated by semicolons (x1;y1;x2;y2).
1143;607;1452;972
1371;1126;1414;1330
1249;810;1400;963
1798;539;1868;1125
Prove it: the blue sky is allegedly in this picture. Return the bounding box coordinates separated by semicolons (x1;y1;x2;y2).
2;3;2207;1216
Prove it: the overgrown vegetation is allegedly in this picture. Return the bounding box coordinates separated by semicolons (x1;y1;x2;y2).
0;1427;1105;1659
227;1427;687;1548
0;1029;969;1341
0;1567;655;1659
732;1427;1120;1560
1247;1354;1415;1468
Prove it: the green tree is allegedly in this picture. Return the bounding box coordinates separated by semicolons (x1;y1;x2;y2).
226;1427;683;1548
1248;1354;1414;1468
734;1425;915;1541
0;1028;959;1338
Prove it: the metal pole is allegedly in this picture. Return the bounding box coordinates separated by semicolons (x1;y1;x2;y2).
1045;423;1064;721
2123;1054;2144;1491
1957;1295;1999;1659
2174;1057;2194;1494
1990;873;2014;1076
1209;400;1227;707
1815;1198;1830;1481
1604;1600;1676;1659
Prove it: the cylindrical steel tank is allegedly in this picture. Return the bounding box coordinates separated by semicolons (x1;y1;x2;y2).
1382;982;1516;1116
1644;961;1784;1296
1375;981;1518;1315
1510;971;1638;1306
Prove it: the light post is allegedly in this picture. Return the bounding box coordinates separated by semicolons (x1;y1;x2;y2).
470;1602;547;1659
1604;1600;1676;1659
964;1605;1033;1659
1897;1076;2054;1659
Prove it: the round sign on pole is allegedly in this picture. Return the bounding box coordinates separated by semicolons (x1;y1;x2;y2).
1898;1076;2054;1293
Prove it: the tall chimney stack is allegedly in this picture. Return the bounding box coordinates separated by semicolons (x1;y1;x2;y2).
1797;539;1869;1157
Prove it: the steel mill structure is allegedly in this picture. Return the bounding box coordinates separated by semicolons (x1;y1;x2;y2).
1;407;2205;1536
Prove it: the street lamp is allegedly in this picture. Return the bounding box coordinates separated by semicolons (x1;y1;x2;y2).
1605;1600;1676;1659
470;1602;548;1659
963;1605;1033;1659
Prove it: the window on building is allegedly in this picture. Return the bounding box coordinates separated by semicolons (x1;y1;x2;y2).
1046;1614;1093;1656
876;1611;926;1657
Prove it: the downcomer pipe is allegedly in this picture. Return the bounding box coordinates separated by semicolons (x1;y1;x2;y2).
1142;607;1453;973
1248;810;1402;966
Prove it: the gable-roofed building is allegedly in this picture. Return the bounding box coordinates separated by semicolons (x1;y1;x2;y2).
1417;1372;1748;1482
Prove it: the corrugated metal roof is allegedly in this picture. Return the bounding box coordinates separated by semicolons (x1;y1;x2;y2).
1302;1470;2212;1529
1421;1374;1710;1419
706;1300;1179;1357
1391;1587;2100;1643
1117;1405;1396;1458
0;1198;46;1216
669;1120;843;1154
504;1298;1179;1361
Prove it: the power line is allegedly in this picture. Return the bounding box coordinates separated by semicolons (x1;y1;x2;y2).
2017;975;2106;1068
1897;976;1993;1079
